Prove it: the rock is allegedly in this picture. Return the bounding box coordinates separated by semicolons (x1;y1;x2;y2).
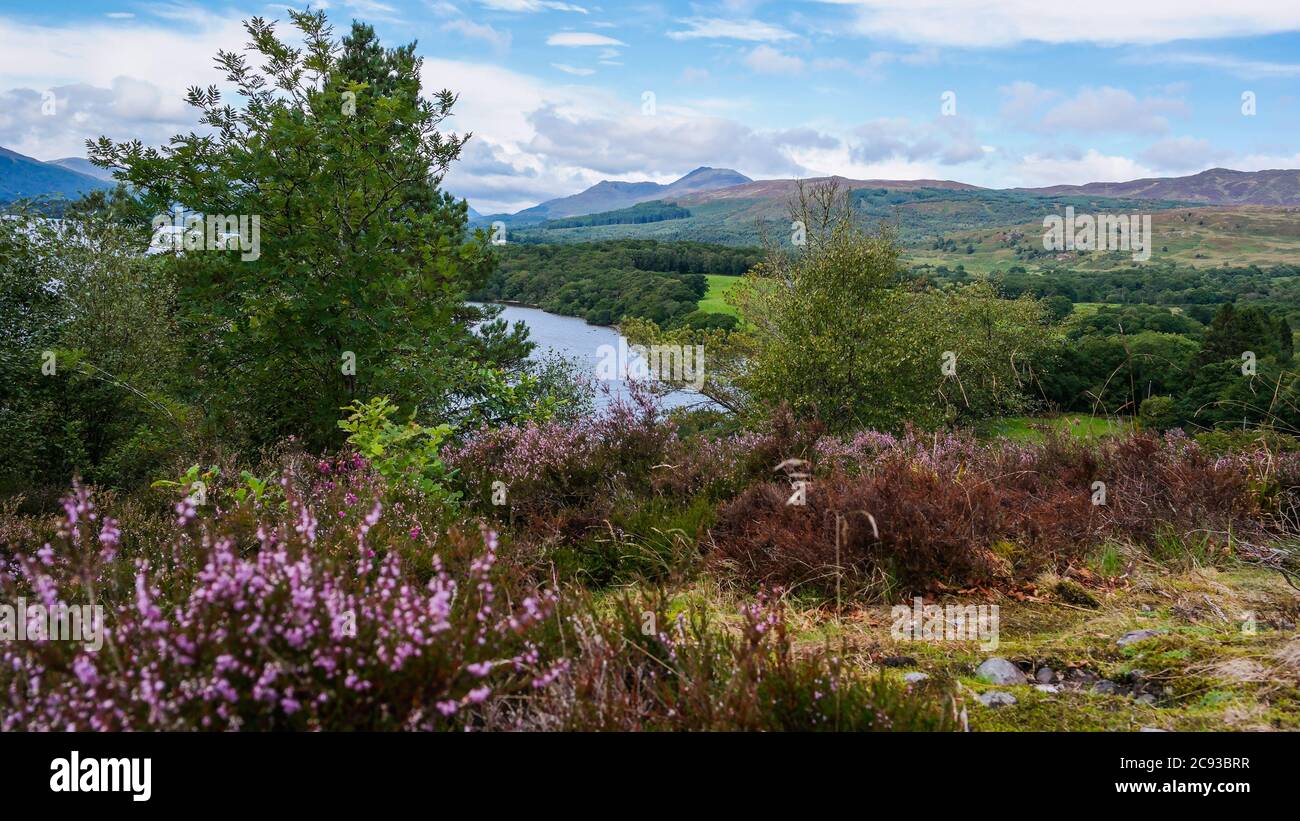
1136;693;1157;705
975;657;1026;685
978;691;1017;707
880;655;917;668
1034;684;1059;694
1036;667;1056;684
1117;629;1165;648
1093;680;1120;695
1139;726;1168;732
903;672;929;684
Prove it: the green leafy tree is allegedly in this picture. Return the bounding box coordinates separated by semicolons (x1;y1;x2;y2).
88;9;513;449
0;194;188;490
729;181;1049;432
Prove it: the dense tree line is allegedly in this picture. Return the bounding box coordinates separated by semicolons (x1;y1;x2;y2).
472;239;759;325
542;201;691;229
1033;302;1297;431
916;262;1300;327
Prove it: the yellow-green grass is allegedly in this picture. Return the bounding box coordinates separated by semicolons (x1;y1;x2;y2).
986;414;1132;441
699;274;741;316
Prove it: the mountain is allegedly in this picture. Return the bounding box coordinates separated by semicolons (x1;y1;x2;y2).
49;157;118;183
1017;168;1300;206
676;174;983;206
484;166;752;225
0;146;115;202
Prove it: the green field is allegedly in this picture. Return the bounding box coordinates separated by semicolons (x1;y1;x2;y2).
699;274;741;316
984;414;1133;441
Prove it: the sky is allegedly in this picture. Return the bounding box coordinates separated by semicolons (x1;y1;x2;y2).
1;1;1299;213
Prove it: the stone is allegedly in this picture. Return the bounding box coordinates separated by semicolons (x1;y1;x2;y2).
1034;684;1059;694
1117;629;1165;647
880;655;917;668
903;672;929;684
978;691;1017;707
1136;693;1157;705
1093;680;1120;695
1035;667;1055;684
975;657;1026;685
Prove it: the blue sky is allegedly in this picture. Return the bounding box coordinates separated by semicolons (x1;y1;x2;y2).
2;1;1299;212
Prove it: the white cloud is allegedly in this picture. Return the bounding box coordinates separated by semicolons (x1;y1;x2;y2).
1133;52;1300;79
551;63;595;76
1010;148;1155;187
999;81;1059;123
1040;87;1183;135
546;32;626;47
667;17;797;42
0;15;243;159
1140;136;1227;171
820;0;1300;46
743;46;805;75
476;0;588;11
1000;84;1187;135
441;19;512;53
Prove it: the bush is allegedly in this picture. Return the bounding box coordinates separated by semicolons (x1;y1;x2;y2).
1139;395;1179;432
0;482;564;730
710;430;1274;598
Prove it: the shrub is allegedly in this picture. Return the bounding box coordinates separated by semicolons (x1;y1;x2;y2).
0;483;564;730
710;430;1276;598
1139;395;1178;432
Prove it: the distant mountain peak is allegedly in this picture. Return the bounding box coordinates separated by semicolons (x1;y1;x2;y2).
488;166;753;224
0;144;115;203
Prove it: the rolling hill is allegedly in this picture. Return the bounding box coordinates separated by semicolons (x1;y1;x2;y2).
1017;168;1300;205
49;157;118;183
475;166;751;226
0;146;115;203
498;168;1300;247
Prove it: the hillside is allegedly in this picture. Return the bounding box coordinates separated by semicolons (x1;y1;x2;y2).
0;146;114;202
1018;167;1300;205
507;187;1196;247
484;167;1300;245
49;156;117;183
476;166;751;226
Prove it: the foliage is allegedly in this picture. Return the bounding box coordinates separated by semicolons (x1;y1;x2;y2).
338;397;458;501
0;195;190;492
471;239;759;326
732;182;1051;432
540;200;691;229
87;10;510;450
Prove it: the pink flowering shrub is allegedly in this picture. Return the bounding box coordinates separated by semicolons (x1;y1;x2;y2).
447;383;672;519
0;482;564;731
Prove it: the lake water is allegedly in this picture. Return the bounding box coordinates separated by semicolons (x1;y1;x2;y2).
478;303;708;412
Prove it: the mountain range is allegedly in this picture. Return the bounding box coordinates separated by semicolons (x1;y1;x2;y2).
1015;168;1300;205
467;165;1300;246
0;146;116;202
476;166;752;226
